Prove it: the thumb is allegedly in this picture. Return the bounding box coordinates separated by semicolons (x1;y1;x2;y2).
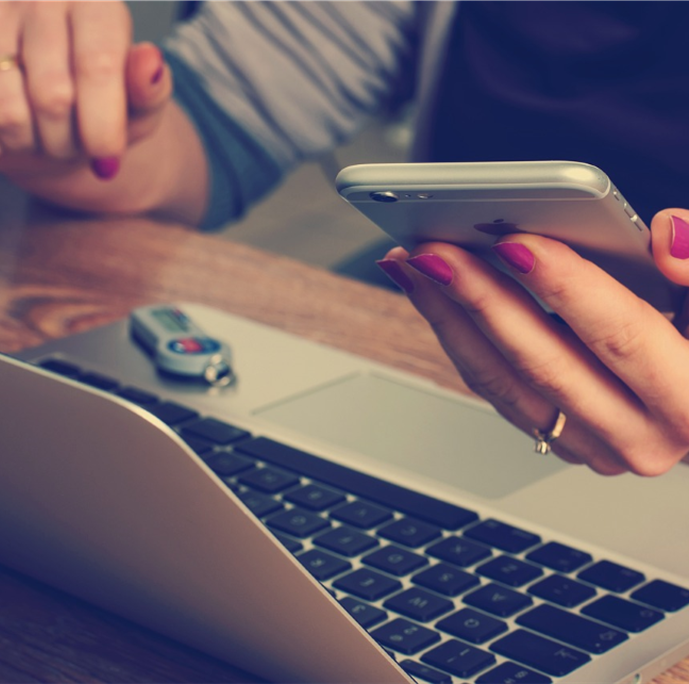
651;209;689;286
651;209;689;332
125;42;172;134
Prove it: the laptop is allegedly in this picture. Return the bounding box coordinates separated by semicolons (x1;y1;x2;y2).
1;301;688;684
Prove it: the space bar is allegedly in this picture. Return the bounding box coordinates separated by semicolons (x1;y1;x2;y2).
234;436;478;531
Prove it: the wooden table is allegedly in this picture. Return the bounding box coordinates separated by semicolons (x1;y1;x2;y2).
0;196;687;683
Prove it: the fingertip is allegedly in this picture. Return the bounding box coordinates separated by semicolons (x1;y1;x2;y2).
375;258;415;293
383;245;409;261
492;241;535;275
651;210;689;286
90;156;120;181
669;214;689;260
126;42;171;109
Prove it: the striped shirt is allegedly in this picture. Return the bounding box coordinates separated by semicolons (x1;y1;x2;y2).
164;1;420;229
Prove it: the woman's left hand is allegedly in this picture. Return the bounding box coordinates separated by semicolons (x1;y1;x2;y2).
377;209;689;476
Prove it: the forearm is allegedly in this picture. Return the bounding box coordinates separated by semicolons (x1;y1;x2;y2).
6;101;209;226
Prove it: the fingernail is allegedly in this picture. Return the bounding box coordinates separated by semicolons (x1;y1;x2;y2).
90;157;120;180
670;215;689;259
151;64;164;85
149;44;165;84
492;242;535;274
406;254;454;286
375;259;414;293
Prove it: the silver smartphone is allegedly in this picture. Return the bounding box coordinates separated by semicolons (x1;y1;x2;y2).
336;160;681;312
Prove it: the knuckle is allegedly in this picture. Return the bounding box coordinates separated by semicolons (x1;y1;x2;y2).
625;453;673;478
461;289;494;320
513;354;569;398
588;460;627;477
32;80;75;120
607;433;679;477
74;50;123;84
587;305;649;361
595;321;645;360
537;278;573;309
463;367;521;408
0;102;30;138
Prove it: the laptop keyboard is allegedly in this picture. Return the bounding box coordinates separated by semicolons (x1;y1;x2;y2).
35;358;689;683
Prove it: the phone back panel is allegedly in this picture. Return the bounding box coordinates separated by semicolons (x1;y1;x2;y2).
336;161;680;312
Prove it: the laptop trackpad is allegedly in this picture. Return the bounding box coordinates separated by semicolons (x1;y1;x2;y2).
256;373;565;499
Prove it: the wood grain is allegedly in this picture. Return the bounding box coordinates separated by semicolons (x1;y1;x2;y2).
0;204;687;683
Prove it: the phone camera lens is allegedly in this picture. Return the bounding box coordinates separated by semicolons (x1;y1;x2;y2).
370;191;399;203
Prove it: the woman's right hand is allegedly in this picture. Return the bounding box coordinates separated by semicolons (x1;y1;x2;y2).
0;1;172;182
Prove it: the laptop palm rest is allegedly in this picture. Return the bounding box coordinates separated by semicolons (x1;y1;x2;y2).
256;372;564;499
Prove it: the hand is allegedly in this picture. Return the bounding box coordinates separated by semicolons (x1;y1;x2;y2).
377;209;689;476
0;1;172;182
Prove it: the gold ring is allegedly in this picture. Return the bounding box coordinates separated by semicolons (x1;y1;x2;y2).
533;410;567;454
0;54;20;72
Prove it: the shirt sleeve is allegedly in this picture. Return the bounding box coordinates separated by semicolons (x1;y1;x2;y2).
164;50;283;231
163;1;419;230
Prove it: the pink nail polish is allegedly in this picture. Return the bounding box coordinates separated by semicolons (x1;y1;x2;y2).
406;254;454;286
151;64;164;85
492;242;535;274
90;157;120;181
376;259;414;293
670;215;689;259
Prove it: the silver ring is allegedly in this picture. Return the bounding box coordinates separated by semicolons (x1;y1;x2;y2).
533;410;567;454
0;54;20;72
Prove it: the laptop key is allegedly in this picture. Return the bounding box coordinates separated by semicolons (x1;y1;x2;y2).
180;434;215;455
436;607;507;644
421;639;496;678
577;560;645;593
400;660;452;684
377;517;442;548
116;386;159;405
339;596;388;629
296;549;351;581
271;532;303;554
476;555;543;587
383;587;454;622
362;545;428;577
631;579;689;612
333;568;402;601
266;507;330;538
412;562;480;597
147;401;199;426
238;467;300;494
581;595;663;632
517;604;628;653
236;490;284;518
235;437;479;529
475;661;552;684
181;417;250;445
78;371;120;391
283;484;346;511
426;536;492;567
330;500;393;529
464;583;533;618
313;526;378;557
38;358;81;377
526;541;592;573
490;629;590;677
371;618;441;656
203;451;255;477
527;574;597;608
464;519;541;554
